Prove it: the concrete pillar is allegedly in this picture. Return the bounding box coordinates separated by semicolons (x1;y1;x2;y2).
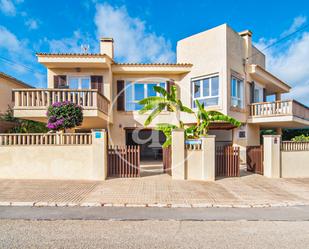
91;129;108;180
263;135;281;178
201;136;216;181
171;129;185;180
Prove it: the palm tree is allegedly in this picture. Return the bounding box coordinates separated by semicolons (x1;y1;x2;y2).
138;85;194;127
187;100;242;138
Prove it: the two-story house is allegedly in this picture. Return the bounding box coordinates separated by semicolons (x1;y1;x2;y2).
0;72;33;132
12;24;309;162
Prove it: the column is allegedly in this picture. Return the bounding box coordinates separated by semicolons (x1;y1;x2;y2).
263;135;281;178
201;135;216;181
91;129;108;180
171;129;185;180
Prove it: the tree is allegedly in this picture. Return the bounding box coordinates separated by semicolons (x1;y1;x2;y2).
186;100;241;138
139;85;241;148
138;85;194;127
46;101;83;131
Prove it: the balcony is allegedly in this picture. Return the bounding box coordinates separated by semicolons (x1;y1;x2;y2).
13;89;111;129
248;100;309;128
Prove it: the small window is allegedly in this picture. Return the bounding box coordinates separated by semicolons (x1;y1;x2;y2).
192;75;219;108
125;82;166;111
231;76;244;108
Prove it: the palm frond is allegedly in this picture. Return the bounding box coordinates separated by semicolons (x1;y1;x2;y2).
153;86;168;97
138;102;161;114
144;103;165;126
138;96;166;105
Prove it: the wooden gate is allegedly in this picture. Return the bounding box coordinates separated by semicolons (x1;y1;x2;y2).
215;145;240;177
108;145;140;178
246;145;263;175
162;146;172;175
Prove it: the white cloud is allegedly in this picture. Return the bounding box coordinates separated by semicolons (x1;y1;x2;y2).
0;25;45;87
281;16;307;37
0;25;22;52
0;0;16;16
25;19;39;30
94;3;175;63
255;16;309;105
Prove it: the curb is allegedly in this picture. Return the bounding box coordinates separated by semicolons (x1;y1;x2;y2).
0;201;309;208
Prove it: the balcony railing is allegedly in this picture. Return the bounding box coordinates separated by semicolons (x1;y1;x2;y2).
13;89;110;115
249;100;309;120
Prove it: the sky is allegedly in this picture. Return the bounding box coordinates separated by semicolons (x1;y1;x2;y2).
0;0;309;105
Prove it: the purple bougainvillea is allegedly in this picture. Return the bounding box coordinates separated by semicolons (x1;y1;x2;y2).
46;101;83;131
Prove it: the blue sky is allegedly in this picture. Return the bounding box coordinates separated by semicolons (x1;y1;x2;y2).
1;0;309;104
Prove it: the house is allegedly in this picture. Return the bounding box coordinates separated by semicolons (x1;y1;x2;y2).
0;72;33;132
12;24;309;162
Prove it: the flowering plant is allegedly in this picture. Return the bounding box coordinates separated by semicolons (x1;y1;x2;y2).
46;101;83;131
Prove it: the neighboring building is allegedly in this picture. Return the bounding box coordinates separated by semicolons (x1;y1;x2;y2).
12;24;309;161
0;72;33;132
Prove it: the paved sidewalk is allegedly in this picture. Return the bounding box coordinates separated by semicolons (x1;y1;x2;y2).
1;174;309;207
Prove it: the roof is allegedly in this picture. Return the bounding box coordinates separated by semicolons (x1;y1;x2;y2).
0;72;33;88
251;64;291;90
36;53;192;67
114;62;192;66
36;52;107;57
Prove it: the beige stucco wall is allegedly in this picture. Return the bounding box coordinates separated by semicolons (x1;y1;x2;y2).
251;46;266;68
0;77;28;114
177;24;227;121
281;151;309;178
0;131;107;180
185;149;203;180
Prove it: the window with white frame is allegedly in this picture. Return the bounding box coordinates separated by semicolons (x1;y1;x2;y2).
125;81;166;111
231;76;244;108
192;75;219;108
68;76;91;89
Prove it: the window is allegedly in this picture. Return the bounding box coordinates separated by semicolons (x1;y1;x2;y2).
231;76;244;108
192;75;219;108
125;82;166;111
68;76;91;89
254;84;263;103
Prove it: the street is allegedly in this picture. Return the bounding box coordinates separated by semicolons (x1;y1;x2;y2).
1;219;309;249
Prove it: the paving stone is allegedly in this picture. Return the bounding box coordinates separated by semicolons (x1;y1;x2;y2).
0;174;309;208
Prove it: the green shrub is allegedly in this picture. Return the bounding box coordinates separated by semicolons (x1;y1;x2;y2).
47;101;83;131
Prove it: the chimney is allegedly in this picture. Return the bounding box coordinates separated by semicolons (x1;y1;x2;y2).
100;38;114;59
239;30;252;61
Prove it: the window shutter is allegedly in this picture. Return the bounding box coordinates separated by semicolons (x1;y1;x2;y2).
250;81;255;103
54;75;59;88
54;75;67;88
91;76;103;95
117;80;125;111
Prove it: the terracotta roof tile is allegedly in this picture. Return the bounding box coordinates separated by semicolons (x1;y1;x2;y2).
36;53;106;56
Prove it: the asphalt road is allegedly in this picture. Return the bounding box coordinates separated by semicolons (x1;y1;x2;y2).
1;205;309;221
1;219;309;249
